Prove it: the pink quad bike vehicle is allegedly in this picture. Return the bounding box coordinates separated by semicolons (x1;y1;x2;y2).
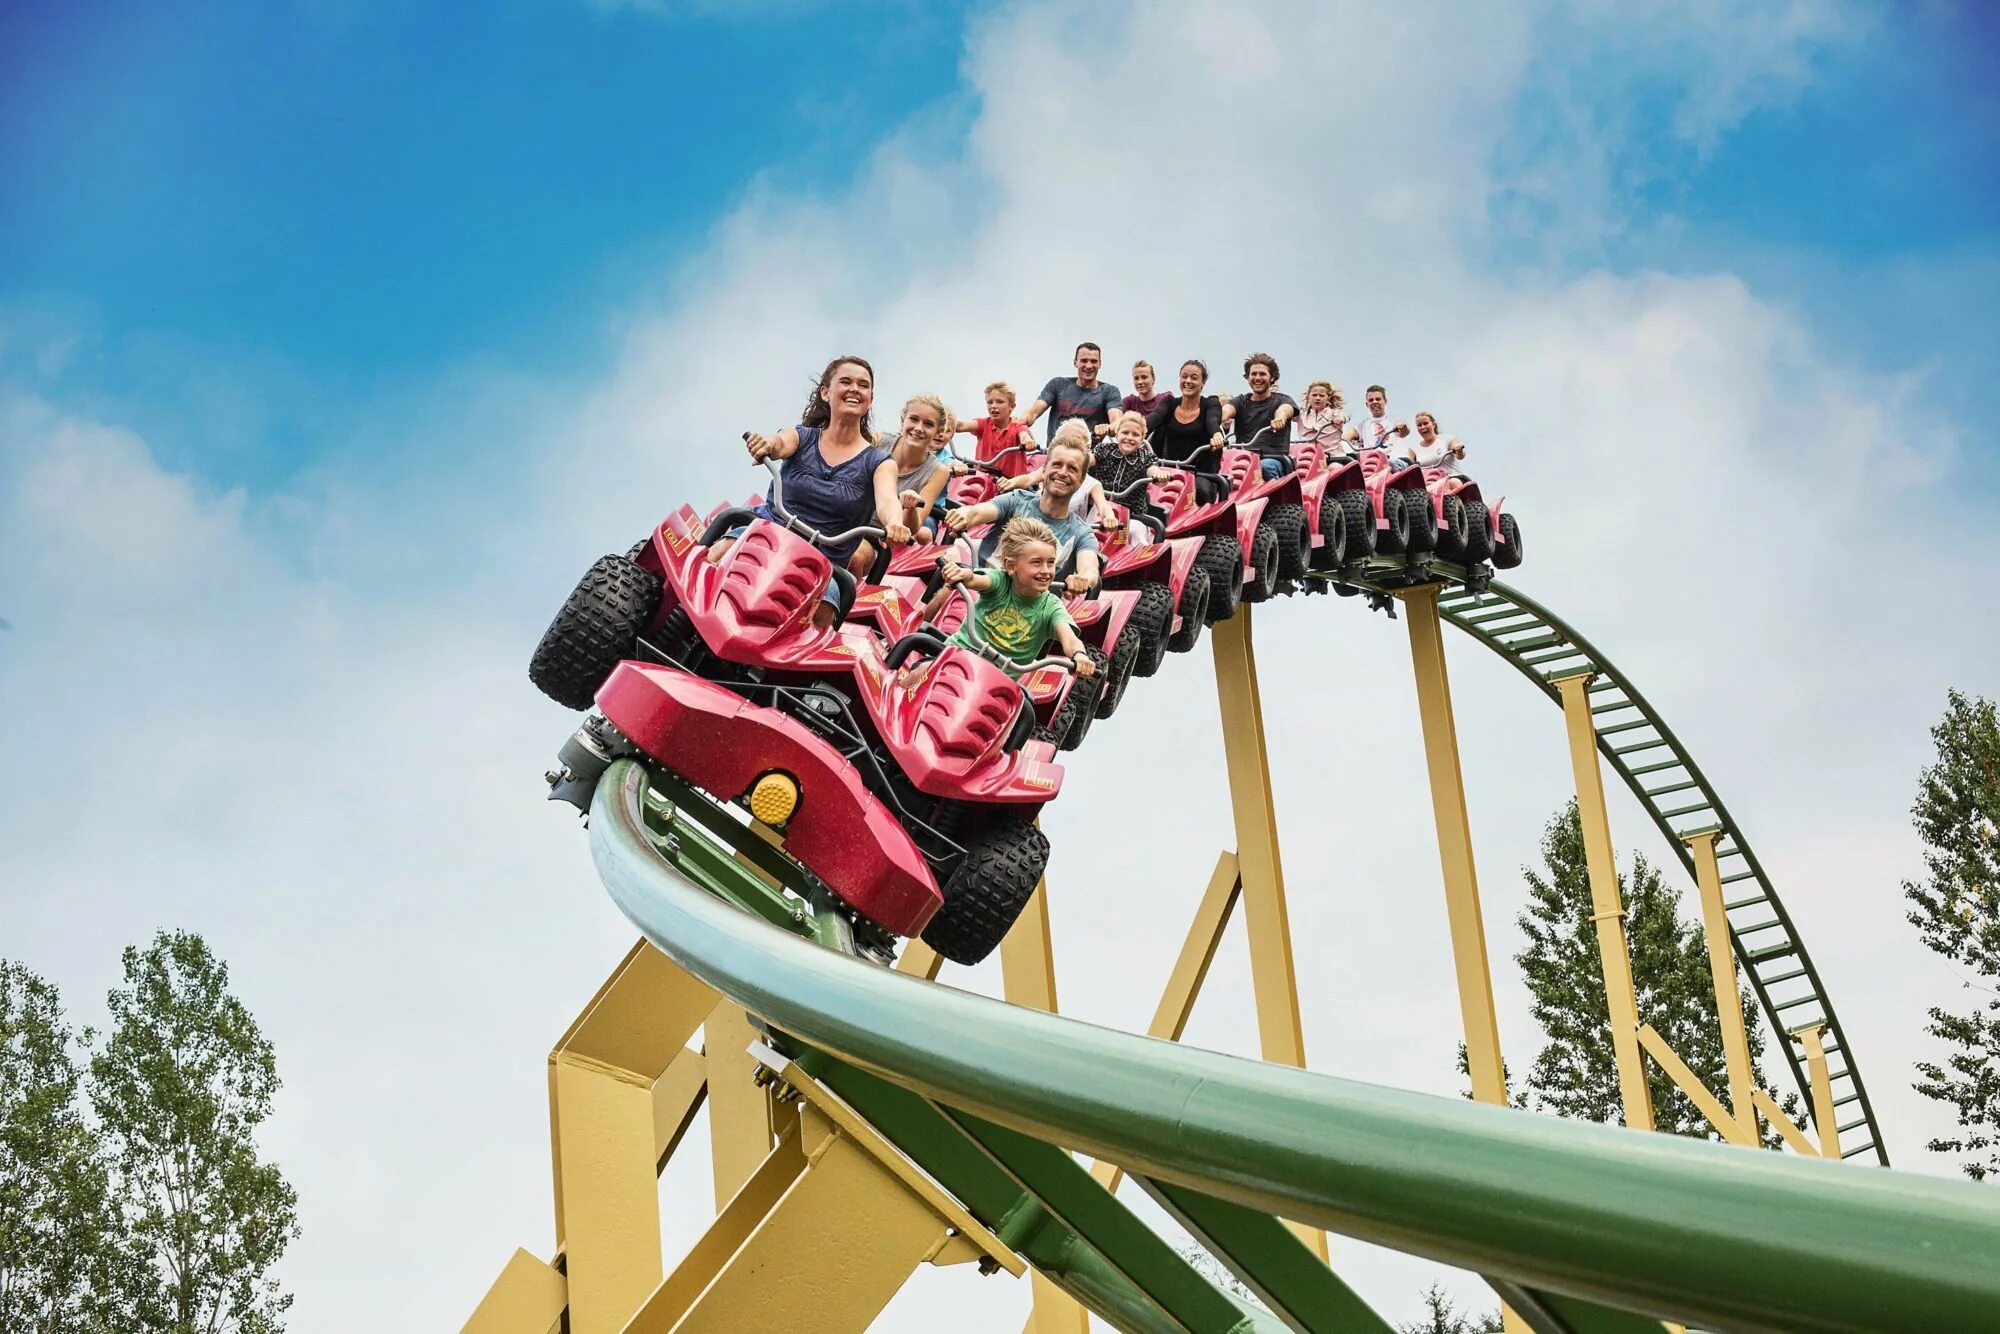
1414;466;1523;570
1353;448;1437;560
1143;455;1251;626
1285;439;1378;574
528;459;1082;966
1093;476;1212;673
1209;426;1314;600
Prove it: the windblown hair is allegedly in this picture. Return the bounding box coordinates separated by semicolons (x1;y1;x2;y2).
1307;379;1337;406
1243;351;1280;382
801;355;877;440
996;515;1059;566
984;380;1017;409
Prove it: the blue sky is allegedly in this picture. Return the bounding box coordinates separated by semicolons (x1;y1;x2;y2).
5;4;2000;1331
4;1;1995;494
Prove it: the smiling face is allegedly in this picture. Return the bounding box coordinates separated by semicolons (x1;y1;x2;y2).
1245;363;1272;397
1114;412;1147;454
1073;346;1102;386
1007;538;1059;595
1415;413;1436;441
898;402;941;456
1365;387;1387;418
1132;364;1154;397
1179;361;1206;396
1041;442;1089;500
821;361;874;421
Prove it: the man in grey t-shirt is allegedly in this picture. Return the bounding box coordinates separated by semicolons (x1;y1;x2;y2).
1018;341;1124;442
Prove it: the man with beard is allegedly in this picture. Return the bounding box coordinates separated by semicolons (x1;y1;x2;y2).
942;424;1103;594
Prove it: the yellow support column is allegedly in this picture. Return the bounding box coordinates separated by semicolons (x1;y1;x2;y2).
1403;585;1528;1334
548;941;719;1334
461;1249;566;1334
1795;1024;1842;1158
703;1002;779;1207
1402;584;1510;1108
1551;671;1656;1133
1686;829;1758;1144
1210;606;1327;1261
1000;878;1091;1334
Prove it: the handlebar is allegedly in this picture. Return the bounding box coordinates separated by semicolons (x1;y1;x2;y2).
948;439;1038;476
744;438;890;548
930;582;1078;677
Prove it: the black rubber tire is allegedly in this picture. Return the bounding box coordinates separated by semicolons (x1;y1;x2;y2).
1095;623;1143;719
529;555;662;709
1462;500;1493;564
1311;490;1348;571
1375;488;1410;555
920;818;1050;965
1405;486;1438;555
1335;489;1375;561
1034;645;1108;751
1242;521;1281;604
1266;501;1310;580
1130;581;1176;679
1435;493;1471;561
1195;534;1245;624
1493;512;1524;569
1168;567;1210;653
638;606;699;666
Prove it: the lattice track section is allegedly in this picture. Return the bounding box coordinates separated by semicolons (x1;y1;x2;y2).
1429;576;1887;1165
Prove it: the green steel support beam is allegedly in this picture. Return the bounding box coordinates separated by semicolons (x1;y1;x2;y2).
1139;1175;1394;1333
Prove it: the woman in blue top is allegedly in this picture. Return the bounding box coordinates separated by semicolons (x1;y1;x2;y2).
728;355;912;627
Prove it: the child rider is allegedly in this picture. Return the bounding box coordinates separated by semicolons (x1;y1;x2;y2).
939;516;1098;679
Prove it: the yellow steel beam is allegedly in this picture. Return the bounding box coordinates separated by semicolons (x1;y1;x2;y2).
653;1045;707;1175
1752;1088;1822;1157
1551;671;1655;1133
548;941;719;1334
1685;830;1758;1144
460;1248;566;1334
1000;878;1091;1334
897;939;944;980
703;1002;779;1207
627;1104;970;1334
1636;1024;1758;1149
1212;607;1328;1262
1090;851;1242;1196
1793;1024;1841;1158
1403;584;1524;1334
1402;585;1509;1108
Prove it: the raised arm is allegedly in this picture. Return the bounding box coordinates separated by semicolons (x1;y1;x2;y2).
942;500;1002;534
998;464;1046;494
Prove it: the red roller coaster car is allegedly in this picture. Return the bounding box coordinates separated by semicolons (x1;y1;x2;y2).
530;458;1082;965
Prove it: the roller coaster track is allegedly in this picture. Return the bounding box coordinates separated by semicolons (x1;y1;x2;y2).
1412;574;1888;1165
499;563;1981;1333
589;757;2000;1332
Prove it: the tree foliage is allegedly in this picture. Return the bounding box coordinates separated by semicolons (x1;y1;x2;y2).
90;931;299;1333
1399;1282;1502;1334
1515;800;1791;1141
1;963;129;1332
1905;690;2000;1180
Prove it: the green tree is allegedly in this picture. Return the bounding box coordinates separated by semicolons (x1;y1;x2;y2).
1;961;129;1332
1400;1282;1502;1334
1905;690;2000;1180
91;932;299;1333
1514;801;1791;1141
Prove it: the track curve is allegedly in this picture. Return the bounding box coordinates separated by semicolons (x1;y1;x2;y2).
1397;574;1889;1165
590;758;1998;1331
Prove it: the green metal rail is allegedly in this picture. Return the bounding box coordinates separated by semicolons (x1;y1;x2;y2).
1399;573;1889;1165
591;759;2000;1334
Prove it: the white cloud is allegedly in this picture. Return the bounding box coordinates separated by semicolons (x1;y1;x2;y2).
4;1;1980;1330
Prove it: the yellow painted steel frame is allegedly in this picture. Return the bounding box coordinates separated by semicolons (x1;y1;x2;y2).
1552;671;1657;1133
1400;585;1529;1334
1686;829;1759;1145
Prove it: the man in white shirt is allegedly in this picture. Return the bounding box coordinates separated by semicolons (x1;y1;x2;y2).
1356;383;1409;453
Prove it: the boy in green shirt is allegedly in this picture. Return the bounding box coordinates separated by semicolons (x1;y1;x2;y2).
940;515;1097;679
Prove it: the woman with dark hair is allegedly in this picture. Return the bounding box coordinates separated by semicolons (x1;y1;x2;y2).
728;355;911;626
1145;359;1228;503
